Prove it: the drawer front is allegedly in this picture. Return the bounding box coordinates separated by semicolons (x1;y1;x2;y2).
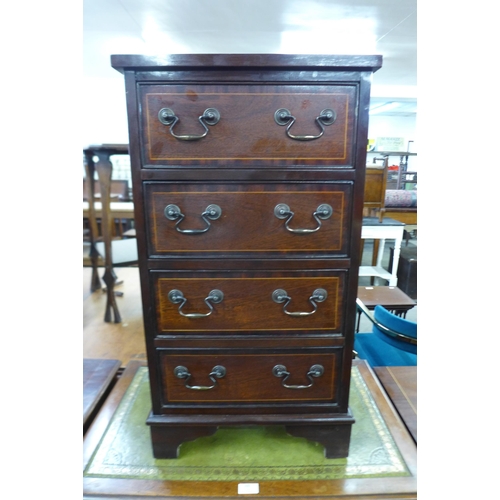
153;271;345;334
145;182;352;256
140;84;357;166
157;348;340;403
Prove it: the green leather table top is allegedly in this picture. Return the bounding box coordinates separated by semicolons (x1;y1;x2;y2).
84;366;411;482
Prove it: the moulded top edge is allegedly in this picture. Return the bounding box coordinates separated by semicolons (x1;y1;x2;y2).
110;54;383;74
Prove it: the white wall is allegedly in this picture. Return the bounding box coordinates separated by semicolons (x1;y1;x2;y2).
82;76;130;146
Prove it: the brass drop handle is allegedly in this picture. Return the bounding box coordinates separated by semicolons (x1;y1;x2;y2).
272;364;324;389
168;289;224;318
274;108;336;141
274;203;333;234
272;288;327;316
174;365;226;390
164;204;222;234
158;107;221;141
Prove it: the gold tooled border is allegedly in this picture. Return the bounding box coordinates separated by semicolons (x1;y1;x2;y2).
84;367;410;481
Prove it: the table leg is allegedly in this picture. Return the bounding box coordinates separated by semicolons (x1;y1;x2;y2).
389;231;403;287
94;152;121;323
370;240;380;286
376;238;386;267
83;153;102;293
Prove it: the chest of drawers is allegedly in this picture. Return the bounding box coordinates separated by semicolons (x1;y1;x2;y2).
112;54;382;458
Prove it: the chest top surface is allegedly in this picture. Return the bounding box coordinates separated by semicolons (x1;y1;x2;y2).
111;53;382;73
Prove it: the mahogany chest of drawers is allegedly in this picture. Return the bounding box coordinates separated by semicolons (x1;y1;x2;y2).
112;54;382;458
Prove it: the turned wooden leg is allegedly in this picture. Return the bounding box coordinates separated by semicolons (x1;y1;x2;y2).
149;425;219;459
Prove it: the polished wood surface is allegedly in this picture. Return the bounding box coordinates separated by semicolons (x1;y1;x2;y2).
145;182;351;255
159;350;338;403
155;273;344;333
83;267;146;366
384;208;417;225
374;366;417;442
358;285;416;310
141;83;356;166
83;359;416;499
83;358;121;430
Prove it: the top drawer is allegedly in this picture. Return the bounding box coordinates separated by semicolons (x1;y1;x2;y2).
139;84;357;167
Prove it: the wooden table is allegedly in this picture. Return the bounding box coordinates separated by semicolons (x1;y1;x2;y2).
83;359;416;499
374;366;417;442
83;358;121;432
356;285;416;331
360;217;405;286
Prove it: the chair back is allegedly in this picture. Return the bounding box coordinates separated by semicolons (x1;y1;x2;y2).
373;305;417;355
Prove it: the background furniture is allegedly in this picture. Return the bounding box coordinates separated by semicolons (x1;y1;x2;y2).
83;144;130;322
83;267;147;364
363;162;388;221
83;358;121;433
360;217;405;286
384;207;417;226
367;150;417;190
95;239;138;268
354;300;417;366
83;178;130;202
374;366;417;442
112;53;381;459
356;286;416;331
389;245;417;299
384;189;417;229
83;201;135;244
363;158;417;226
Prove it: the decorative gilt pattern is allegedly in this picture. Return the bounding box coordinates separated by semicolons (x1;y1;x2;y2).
84;367;410;481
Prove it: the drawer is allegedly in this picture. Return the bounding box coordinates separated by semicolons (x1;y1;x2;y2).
156;347;340;404
145;182;352;256
153;270;346;334
140;84;357;166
